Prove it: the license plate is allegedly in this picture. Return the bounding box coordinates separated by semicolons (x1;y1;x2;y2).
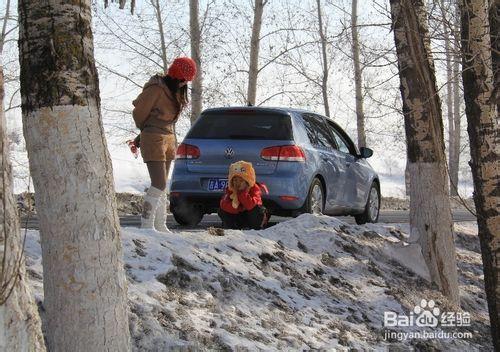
208;178;228;191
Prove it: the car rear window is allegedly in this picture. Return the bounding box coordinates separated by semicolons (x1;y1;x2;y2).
186;112;293;140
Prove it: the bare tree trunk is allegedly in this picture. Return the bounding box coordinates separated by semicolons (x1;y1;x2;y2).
451;7;462;196
317;0;330;117
451;68;461;194
151;0;168;72
0;0;10;54
1;3;45;350
351;0;366;148
460;0;500;348
151;0;175;137
405;158;411;196
247;0;265;106
390;0;460;305
190;0;203;124
18;1;131;351
0;61;46;352
490;0;499;113
442;0;458;195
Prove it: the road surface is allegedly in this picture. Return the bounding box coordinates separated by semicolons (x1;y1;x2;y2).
20;210;476;231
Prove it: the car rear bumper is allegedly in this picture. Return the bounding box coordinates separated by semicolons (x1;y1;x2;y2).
170;163;308;214
169;193;298;216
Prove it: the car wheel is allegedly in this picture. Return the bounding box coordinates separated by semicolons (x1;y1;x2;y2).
172;203;203;226
355;183;380;225
306;178;324;215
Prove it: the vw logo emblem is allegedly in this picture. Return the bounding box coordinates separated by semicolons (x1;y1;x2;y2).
224;147;235;159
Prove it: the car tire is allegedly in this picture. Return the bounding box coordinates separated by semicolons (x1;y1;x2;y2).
305;178;325;215
355;182;380;225
172;203;204;226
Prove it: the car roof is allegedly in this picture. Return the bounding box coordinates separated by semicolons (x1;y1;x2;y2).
201;106;317;116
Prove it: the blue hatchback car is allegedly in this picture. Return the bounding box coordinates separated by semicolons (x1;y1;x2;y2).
170;107;380;226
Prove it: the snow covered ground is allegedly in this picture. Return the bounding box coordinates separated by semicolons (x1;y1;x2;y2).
24;215;491;351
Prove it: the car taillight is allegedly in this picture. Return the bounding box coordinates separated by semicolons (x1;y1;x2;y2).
175;143;200;159
260;146;281;161
260;145;305;162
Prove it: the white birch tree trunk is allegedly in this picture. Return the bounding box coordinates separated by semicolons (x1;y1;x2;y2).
18;1;131;351
247;0;266;106
0;61;46;352
390;0;460;306
351;0;366;148
460;0;500;348
190;0;203;124
317;0;331;117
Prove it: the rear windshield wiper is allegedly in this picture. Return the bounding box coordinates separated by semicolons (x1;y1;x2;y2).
228;134;263;139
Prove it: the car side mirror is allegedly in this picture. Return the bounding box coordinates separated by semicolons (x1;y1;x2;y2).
359;147;373;159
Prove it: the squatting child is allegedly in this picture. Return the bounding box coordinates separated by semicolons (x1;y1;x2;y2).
218;161;268;230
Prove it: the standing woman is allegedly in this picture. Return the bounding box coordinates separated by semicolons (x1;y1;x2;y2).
132;57;197;233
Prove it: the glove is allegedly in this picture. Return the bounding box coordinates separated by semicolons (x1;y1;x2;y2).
126;139;139;159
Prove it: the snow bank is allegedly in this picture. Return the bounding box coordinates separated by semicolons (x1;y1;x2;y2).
24;216;491;351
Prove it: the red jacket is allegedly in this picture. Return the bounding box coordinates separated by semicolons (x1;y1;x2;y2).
220;184;263;214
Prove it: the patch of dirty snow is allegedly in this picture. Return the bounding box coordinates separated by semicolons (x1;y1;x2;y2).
24;217;491;351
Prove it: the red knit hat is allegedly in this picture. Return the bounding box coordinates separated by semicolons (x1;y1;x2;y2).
167;57;197;81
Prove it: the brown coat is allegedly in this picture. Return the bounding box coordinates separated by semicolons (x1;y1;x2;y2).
132;75;180;134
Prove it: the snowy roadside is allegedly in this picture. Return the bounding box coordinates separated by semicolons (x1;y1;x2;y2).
15;192;475;217
23;215;491;351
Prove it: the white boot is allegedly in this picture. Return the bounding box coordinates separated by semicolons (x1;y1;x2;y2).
154;192;172;233
141;186;164;229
